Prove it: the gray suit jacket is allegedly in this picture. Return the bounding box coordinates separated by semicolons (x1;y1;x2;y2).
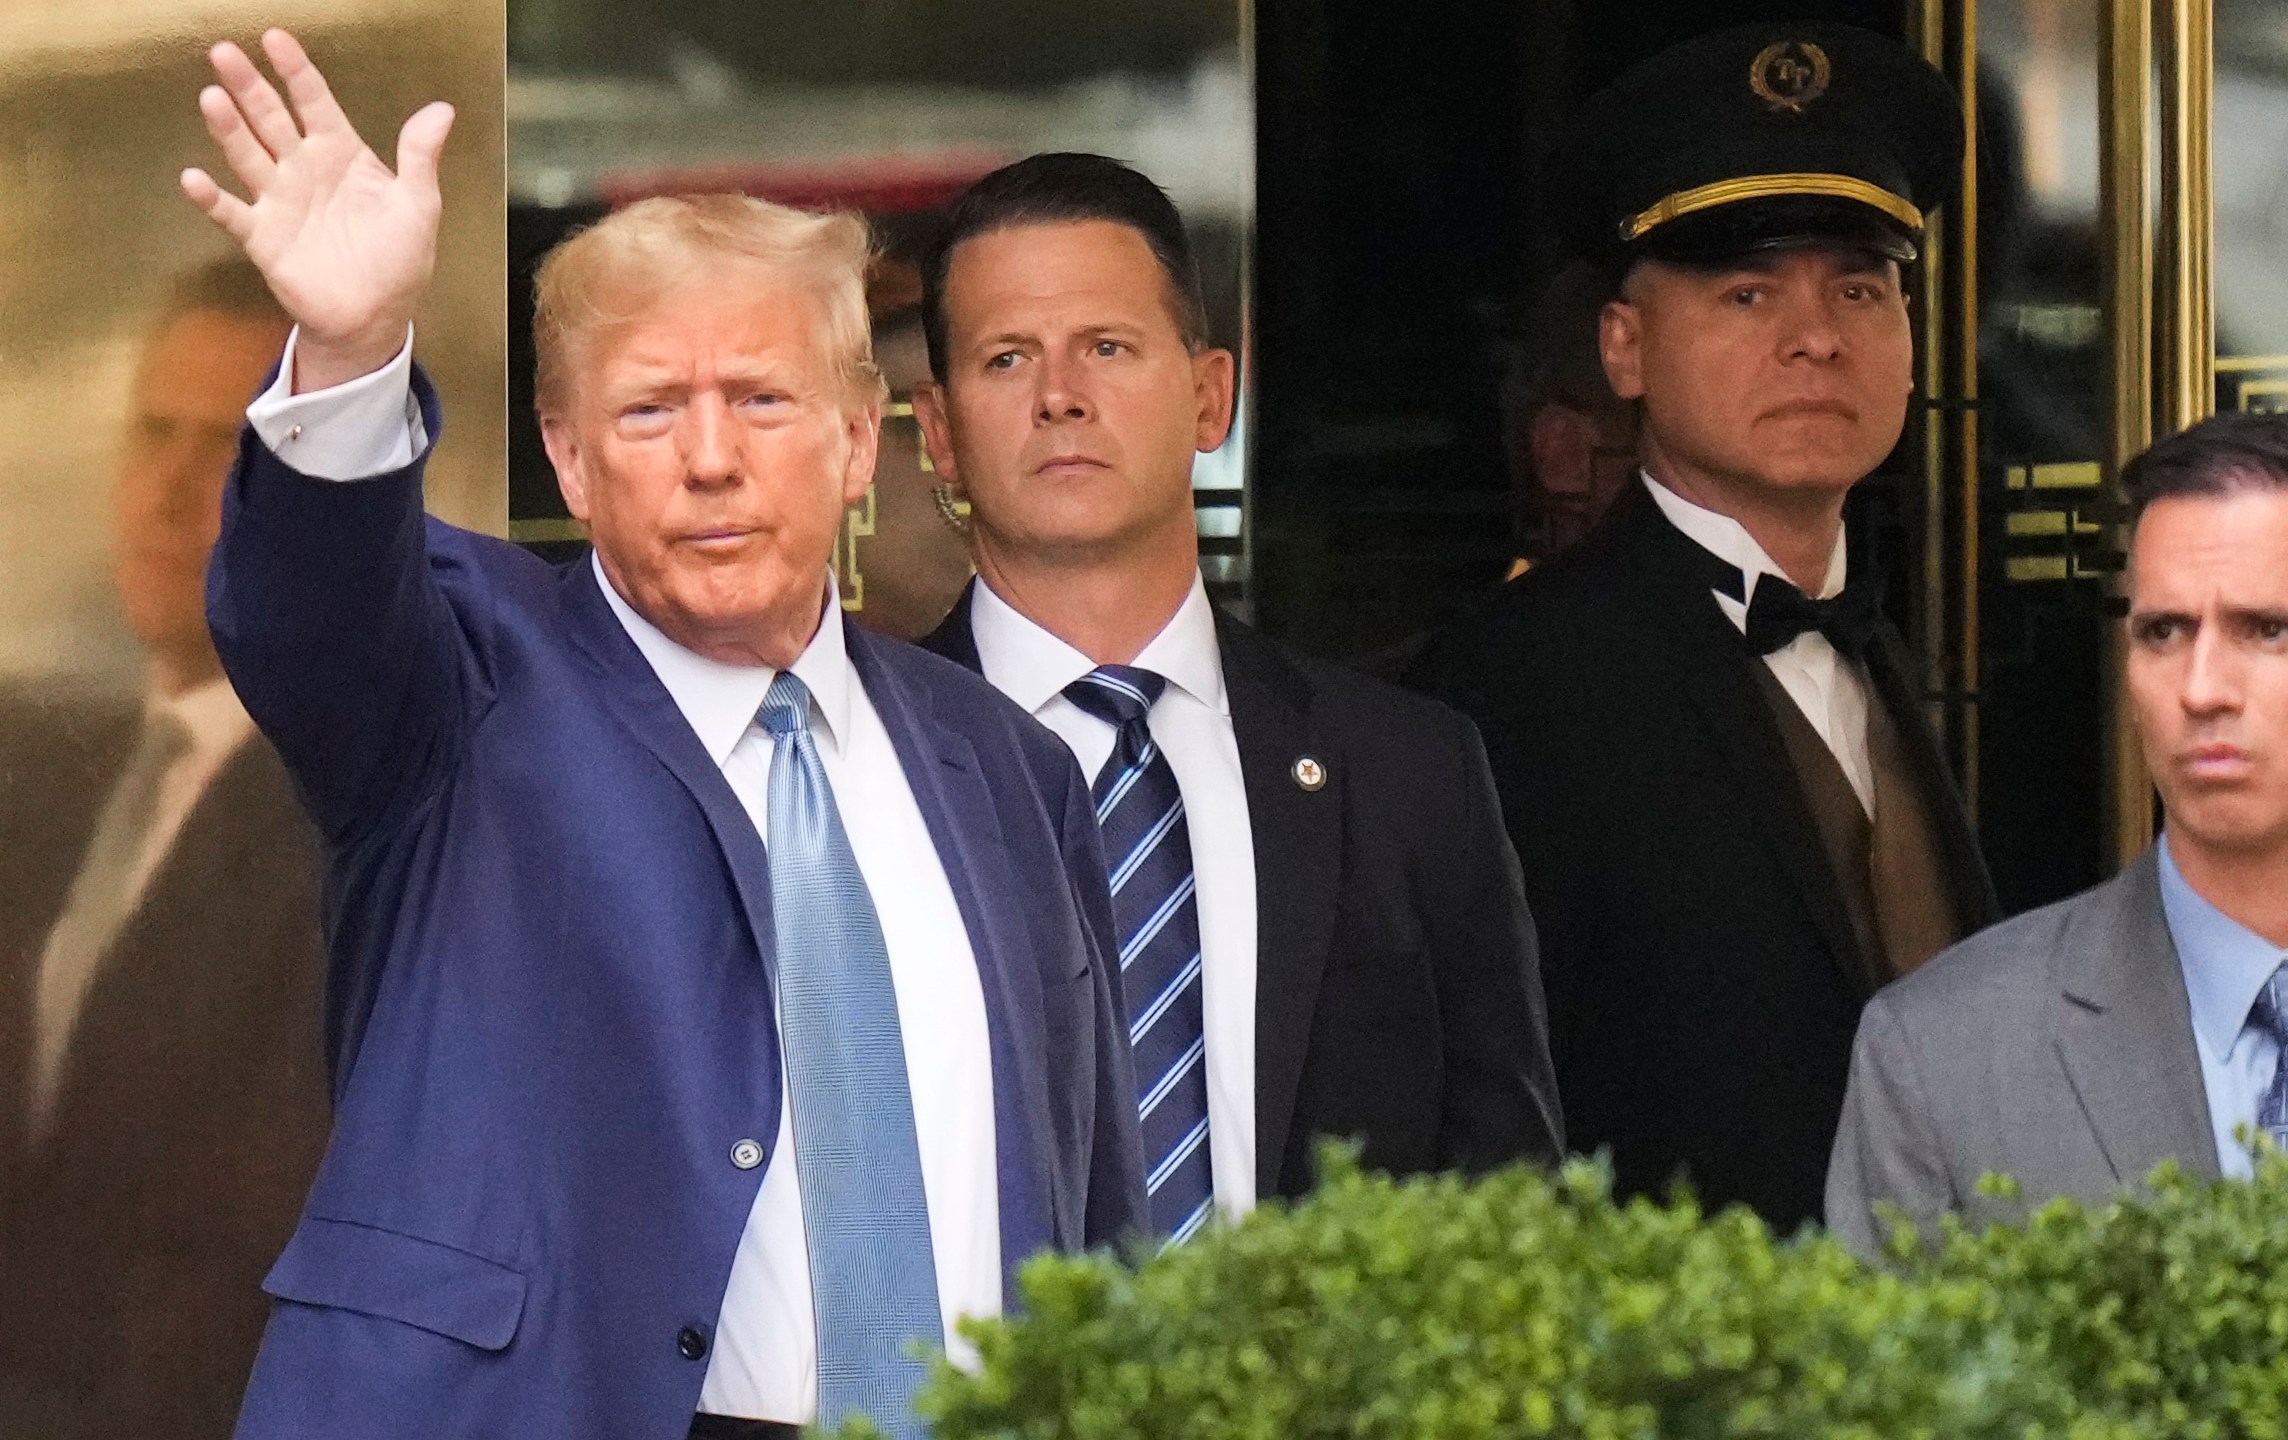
1825;847;2221;1257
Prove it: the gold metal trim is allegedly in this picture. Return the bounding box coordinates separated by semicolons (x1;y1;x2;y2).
1912;0;1947;761
2157;0;2215;438
1954;0;1982;821
1748;41;1832;113
2217;355;2288;373
2100;0;2156;868
1618;172;1923;242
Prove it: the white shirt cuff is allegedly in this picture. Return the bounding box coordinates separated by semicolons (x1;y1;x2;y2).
244;324;430;480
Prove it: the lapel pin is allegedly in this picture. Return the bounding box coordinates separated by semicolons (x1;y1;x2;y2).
1292;755;1327;792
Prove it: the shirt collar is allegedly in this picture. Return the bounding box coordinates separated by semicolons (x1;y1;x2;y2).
592;552;851;765
970;571;1228;718
2157;831;2288;1058
1641;470;1848;603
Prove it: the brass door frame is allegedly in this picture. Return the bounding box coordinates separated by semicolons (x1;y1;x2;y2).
1916;0;2217;873
2102;0;2215;869
1910;0;1981;814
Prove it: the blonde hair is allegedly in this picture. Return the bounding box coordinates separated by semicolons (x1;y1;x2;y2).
532;193;884;417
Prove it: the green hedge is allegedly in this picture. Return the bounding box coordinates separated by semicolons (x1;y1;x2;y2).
840;1149;2288;1440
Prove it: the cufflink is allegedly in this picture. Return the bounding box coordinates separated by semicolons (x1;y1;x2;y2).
1292;756;1327;791
729;1138;763;1170
286;425;303;442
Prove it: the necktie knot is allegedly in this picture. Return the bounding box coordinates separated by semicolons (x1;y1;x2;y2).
1744;574;1879;660
757;671;814;739
1063;665;1168;730
2249;967;2288;1045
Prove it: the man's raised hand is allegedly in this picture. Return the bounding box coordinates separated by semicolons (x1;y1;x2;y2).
180;30;453;393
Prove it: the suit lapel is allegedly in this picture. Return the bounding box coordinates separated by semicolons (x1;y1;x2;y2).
0;698;132;1199
1214;615;1345;1197
559;558;780;981
34;738;290;1156
1604;490;1878;997
847;621;1056;1299
2053;848;2221;1183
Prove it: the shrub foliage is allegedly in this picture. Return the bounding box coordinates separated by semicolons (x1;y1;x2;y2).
836;1148;2288;1440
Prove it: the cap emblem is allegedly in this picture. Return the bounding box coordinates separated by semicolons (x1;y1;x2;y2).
1750;41;1831;114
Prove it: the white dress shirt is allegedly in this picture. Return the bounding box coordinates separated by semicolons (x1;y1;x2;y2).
31;677;255;1131
1643;473;1876;815
968;574;1259;1219
2158;833;2288;1180
250;328;1002;1423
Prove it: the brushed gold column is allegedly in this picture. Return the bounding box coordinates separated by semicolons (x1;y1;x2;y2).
2156;0;2215;432
2099;0;2154;869
1909;0;1980;813
1912;0;1948;746
1953;0;1981;819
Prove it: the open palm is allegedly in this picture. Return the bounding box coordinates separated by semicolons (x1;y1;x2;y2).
181;30;453;386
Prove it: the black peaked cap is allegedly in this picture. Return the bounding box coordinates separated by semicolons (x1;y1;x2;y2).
1547;21;1964;269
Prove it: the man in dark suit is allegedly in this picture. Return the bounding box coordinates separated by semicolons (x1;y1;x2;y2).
911;153;1562;1234
0;262;329;1440
1828;412;2288;1256
179;32;1141;1440
1409;23;1998;1231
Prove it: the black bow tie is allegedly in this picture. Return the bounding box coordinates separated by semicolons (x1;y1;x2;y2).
1743;574;1879;660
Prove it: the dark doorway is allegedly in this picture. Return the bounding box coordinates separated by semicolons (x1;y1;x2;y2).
1248;0;1908;661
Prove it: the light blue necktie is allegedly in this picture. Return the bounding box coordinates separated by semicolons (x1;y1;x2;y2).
2247;965;2288;1156
759;672;941;1439
1062;665;1214;1246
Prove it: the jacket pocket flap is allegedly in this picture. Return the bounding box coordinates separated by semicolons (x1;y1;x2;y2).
263;1216;527;1351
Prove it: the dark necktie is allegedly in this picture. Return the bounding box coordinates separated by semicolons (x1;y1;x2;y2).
2247;968;2288;1156
1062;665;1214;1246
1743;573;1879;660
756;673;941;1438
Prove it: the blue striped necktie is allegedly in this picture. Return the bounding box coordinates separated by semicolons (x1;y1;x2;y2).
758;672;941;1439
2247;965;2288;1156
1063;665;1215;1245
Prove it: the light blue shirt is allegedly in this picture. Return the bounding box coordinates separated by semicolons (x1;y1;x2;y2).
2156;834;2288;1178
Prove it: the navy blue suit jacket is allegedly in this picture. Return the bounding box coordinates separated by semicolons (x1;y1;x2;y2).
210;374;1145;1440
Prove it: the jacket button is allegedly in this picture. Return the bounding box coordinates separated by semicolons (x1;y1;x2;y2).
677;1325;709;1361
730;1138;764;1170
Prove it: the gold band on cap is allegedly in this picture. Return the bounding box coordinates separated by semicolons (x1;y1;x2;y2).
1619;172;1924;243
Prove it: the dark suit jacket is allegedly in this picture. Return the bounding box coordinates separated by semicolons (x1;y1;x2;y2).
1406;481;1996;1230
1827;848;2216;1258
211;370;1145;1440
0;687;330;1440
923;581;1563;1199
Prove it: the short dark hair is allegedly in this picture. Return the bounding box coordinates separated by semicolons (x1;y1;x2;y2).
154;256;289;333
921;152;1210;382
2123;409;2288;521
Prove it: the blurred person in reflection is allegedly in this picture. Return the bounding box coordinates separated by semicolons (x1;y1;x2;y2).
0;260;328;1440
1407;23;1999;1231
1496;262;1639;575
180;32;1140;1440
843;274;975;639
910;154;1562;1241
1829;412;2288;1255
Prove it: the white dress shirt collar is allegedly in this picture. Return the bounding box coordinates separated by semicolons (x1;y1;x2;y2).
590;552;852;763
1642;470;1848;609
2157;832;2288;1061
969;571;1229;719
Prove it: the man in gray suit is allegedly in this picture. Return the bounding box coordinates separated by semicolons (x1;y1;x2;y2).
1828;410;2288;1256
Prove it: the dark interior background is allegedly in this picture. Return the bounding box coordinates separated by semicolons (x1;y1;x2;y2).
1248;0;1908;658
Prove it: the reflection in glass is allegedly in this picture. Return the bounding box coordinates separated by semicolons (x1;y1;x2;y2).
2216;0;2288;414
0;9;505;1437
